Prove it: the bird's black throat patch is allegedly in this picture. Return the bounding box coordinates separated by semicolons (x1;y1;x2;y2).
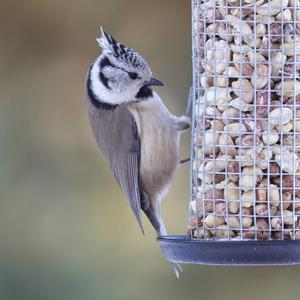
136;85;153;99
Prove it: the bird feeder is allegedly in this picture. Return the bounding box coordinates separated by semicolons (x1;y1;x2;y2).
158;0;300;265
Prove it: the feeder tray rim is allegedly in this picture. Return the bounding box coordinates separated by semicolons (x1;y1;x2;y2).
157;235;300;266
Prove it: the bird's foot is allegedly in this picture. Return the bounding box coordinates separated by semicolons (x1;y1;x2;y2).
170;261;183;279
174;116;191;132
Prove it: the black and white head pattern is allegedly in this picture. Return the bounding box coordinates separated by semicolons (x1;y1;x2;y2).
89;28;153;106
97;28;149;71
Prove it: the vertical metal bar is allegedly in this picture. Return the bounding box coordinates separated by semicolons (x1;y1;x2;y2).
189;0;195;238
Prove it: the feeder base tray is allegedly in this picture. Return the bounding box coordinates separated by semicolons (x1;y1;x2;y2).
157;235;300;265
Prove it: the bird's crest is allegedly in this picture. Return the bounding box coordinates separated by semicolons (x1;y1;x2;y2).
97;27;147;70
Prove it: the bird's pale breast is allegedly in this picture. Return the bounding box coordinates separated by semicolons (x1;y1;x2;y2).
129;97;180;196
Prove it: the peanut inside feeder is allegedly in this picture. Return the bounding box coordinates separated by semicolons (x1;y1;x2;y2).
190;0;300;241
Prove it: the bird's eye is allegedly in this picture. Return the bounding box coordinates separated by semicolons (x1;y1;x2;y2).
128;72;138;80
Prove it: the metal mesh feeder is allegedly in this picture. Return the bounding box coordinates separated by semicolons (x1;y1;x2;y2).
158;0;300;265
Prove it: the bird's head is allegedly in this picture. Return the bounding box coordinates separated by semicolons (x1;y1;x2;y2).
88;28;164;105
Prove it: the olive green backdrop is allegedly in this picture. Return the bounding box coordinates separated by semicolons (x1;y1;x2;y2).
0;0;299;299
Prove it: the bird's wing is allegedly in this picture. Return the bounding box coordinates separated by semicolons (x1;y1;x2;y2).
110;107;144;233
87;101;144;233
112;116;144;233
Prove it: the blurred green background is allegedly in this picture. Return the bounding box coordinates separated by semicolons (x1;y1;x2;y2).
1;0;300;299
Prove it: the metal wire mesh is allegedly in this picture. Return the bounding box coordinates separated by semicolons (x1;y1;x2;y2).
189;0;300;240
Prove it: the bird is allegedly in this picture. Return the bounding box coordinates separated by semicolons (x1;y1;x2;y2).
85;28;192;238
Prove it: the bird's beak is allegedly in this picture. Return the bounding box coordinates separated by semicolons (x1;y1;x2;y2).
146;77;165;87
